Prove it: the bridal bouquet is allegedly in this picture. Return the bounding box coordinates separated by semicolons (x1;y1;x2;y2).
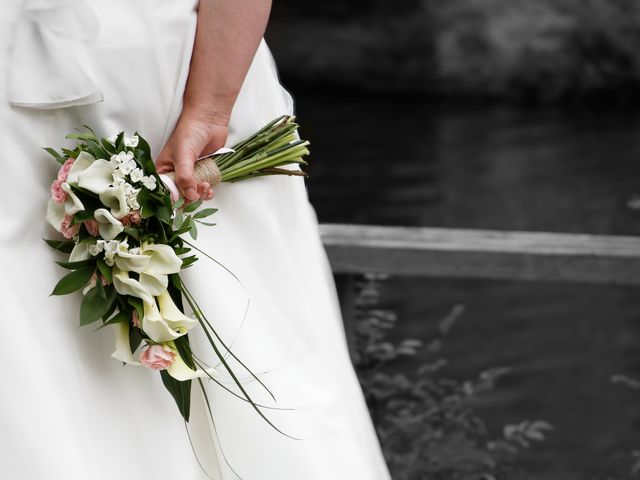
45;116;309;424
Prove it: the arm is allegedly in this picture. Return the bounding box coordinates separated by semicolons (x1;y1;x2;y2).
156;0;273;201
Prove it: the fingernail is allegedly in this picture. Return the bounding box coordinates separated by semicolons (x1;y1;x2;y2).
185;188;197;201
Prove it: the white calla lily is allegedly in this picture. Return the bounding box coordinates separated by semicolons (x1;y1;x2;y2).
61;182;85;215
94;208;124;240
46;200;64;232
157;290;197;334
141;243;183;276
135;291;197;344
113;248;150;273
77;158;114;195
112;266;164;304
99;184;129;218
66;151;95;184
162;341;221;381
69;240;92;262
141;299;181;343
111;322;140;365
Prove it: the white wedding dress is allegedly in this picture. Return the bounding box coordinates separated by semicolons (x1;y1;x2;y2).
0;1;391;479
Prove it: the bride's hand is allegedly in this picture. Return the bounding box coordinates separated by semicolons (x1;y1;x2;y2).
156;109;229;202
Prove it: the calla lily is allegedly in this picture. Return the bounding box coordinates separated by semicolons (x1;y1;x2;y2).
157;290;197;334
61;183;85;215
94;208;124;240
66;151;95;184
111;322;140;365
99;184;129;218
112;266;166;304
166;346;221;381
77;158;114;195
139;243;183;276
46;200;64;232
140;291;196;343
112;241;182;300
69;240;92;262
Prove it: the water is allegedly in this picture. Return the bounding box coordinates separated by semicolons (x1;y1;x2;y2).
295;88;640;478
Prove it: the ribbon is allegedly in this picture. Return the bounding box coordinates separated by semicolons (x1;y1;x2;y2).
8;0;103;109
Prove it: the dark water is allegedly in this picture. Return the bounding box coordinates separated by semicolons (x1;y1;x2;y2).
296;88;640;479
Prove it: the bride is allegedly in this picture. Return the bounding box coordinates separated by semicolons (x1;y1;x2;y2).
0;0;391;479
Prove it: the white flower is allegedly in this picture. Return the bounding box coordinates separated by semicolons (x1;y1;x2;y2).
77;158;116;195
141;175;157;191
69;240;91;262
125;135;139;148
111;242;183;304
109;151;134;167
89;240;105;257
112;168;126;186
130;168;144;183
107;134;138;148
111;322;141;365
94;208;124;241
119;158;137;175
99;184;130;218
140;291;197;343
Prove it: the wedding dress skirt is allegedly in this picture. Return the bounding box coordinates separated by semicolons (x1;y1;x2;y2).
0;1;390;479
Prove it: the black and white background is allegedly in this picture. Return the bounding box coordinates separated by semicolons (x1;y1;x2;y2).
268;2;640;479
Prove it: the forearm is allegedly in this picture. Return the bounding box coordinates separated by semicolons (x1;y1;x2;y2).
183;0;272;124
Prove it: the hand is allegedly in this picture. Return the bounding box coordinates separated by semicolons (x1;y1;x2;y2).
156;109;229;202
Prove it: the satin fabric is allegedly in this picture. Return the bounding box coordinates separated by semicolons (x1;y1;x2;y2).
0;1;391;479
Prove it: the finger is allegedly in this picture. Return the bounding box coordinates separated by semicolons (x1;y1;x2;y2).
174;151;198;201
155;147;173;174
196;181;211;200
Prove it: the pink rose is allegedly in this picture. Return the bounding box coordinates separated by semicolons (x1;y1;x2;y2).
140;344;176;370
120;210;142;227
60;214;79;239
131;310;141;329
84;219;99;237
50;179;67;204
57;158;75;182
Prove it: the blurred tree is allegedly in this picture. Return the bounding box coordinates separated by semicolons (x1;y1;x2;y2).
269;0;640;102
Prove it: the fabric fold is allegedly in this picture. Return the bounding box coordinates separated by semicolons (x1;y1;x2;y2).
8;0;103;109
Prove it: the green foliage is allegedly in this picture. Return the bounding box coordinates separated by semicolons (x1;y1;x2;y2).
352;274;550;480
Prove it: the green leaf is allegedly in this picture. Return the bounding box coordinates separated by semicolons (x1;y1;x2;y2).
195;220;217;227
188;223;198;240
101;310;130;328
51;267;94;296
101;138;116;154
160;370;192;422
96;259;113;283
55;259;94;270
181;255;199;269
66;131;99;143
70;210;95;225
44;239;75;254
129;324;144;354
80;286;109;326
182;200;202;214
174;335;196;370
127;297;144;321
123;227;140;241
172;198;185;210
156;206;172;224
192;208;218;220
43;147;66;165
